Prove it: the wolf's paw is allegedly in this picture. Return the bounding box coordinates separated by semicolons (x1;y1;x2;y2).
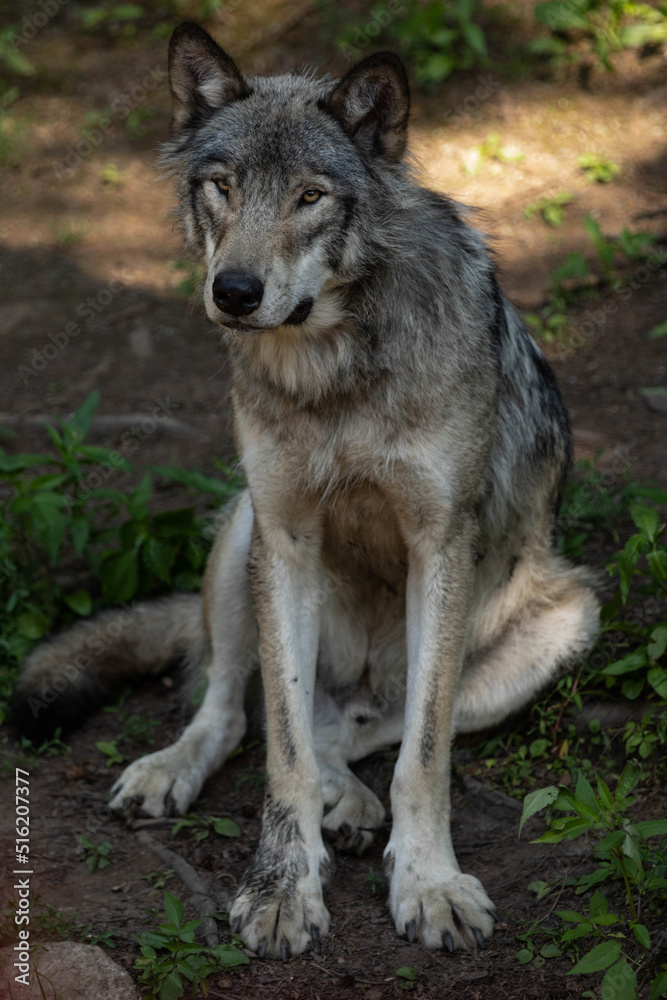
230;862;330;959
386;856;498;951
321;767;385;854
109;747;202;818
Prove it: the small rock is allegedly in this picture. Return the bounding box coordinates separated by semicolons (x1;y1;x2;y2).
0;940;140;1000
0;303;40;336
642;387;667;416
128;323;154;358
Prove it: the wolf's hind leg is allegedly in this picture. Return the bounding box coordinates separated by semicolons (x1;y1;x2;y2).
315;694;404;853
110;492;257;817
455;567;599;734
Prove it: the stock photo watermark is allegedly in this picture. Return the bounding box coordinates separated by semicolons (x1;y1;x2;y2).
17;273;134;384
12;767;32;988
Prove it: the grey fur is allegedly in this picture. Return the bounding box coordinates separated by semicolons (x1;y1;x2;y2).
13;23;600;961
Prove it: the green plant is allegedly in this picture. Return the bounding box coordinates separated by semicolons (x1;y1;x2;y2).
601;498;667;703
95;739;128;767
125;106;157;139
388;0;488;85
171;814;242;842
79;835;113;874
529;0;667;74
0;391;240;726
134;892;248;1000
462;131;524;176
622;709;667;763
582;214;656;281
233;762;266;795
649;320;667;340
579;152;620;184
0;896;116;949
524;251;590;344
103;689;160;745
99;162;123;186
396;965;418;988
77;3;144;35
524;192;574;227
519;764;667;998
524;215;658;344
365;866;384;896
142;869;176;890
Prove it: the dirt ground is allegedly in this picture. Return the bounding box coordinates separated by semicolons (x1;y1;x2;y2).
0;1;666;998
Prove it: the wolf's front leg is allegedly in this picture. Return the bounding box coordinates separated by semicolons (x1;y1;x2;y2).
230;515;331;959
384;516;497;951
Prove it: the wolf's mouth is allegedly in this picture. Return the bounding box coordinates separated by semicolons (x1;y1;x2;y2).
284;298;313;325
219;297;314;334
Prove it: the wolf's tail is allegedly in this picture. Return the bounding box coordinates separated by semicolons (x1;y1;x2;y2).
11;594;207;743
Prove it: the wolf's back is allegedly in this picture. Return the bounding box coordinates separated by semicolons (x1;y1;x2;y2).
11;594;206;743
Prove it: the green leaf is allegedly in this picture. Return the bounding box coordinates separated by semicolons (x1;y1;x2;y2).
616;761;641;803
152;465;239;497
70;513;90;555
159;969;183;1000
634;923;650;949
650;967;667;1000
570;940;622;975
461;21;487;56
69;390;100;438
597;830;625;853
77;445;132;471
635;819;667;839
24;493;67;563
575;771;598;811
519;785;559;836
600;957;638;1000
142;536;174;583
397;967;417;980
622;676;645;700
603;651;648;676
164;893;185;929
648;623;667;661
535;816;591;842
540;943;561;958
527;880;551;900
555;909;586;923
630;503;660;542
595;776;614;811
65;589;93;616
16;611;50;640
100;549;139;603
516;949;534;964
648;319;667;339
589;891;608;918
212;817;242;838
127;472;152;519
647;667;667;699
647;550;667;584
210;944;249;968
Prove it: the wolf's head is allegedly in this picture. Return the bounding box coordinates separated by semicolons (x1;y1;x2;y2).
163;23;410;336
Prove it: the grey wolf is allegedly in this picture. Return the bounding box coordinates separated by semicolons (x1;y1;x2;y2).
13;23;599;959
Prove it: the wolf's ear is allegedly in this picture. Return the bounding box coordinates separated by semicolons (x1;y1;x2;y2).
323;52;409;162
168;22;249;133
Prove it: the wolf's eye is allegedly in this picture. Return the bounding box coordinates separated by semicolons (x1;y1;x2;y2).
302;189;323;204
212;178;230;197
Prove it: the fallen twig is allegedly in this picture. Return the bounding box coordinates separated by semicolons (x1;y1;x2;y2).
136;830;230;947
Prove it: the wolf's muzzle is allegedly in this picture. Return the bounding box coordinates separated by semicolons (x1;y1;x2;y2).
212;270;264;317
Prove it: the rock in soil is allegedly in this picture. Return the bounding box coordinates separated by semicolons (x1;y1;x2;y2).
0;941;139;1000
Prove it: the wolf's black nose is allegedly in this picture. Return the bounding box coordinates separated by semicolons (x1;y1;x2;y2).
212;271;264;317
